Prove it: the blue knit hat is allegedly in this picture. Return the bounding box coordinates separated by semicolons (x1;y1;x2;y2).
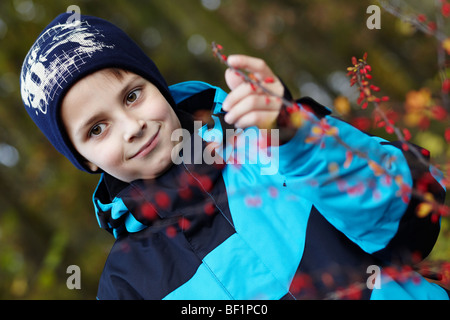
20;13;175;172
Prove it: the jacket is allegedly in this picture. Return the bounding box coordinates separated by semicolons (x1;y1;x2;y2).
93;81;449;299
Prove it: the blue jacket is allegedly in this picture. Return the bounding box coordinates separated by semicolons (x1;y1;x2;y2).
94;81;449;300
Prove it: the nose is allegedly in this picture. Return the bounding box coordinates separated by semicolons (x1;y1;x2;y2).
122;115;146;143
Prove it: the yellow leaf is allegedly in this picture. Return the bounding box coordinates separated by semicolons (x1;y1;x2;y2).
443;37;450;55
290;112;304;128
334;96;351;116
405;88;432;112
326;127;339;136
328;162;339;174
305;136;318;144
311;126;323;135
368;161;384;176
403;112;422;127
395;175;404;186
415;132;445;157
416;202;433;218
423;192;435;202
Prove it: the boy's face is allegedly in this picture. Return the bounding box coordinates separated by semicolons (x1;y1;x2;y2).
61;69;181;182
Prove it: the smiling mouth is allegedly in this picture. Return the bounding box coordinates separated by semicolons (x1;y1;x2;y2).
130;128;160;160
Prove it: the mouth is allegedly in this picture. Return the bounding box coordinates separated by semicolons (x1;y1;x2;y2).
129;127;160;160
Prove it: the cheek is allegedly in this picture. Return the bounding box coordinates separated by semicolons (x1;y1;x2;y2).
149;96;176;121
85;143;123;169
165;108;182;134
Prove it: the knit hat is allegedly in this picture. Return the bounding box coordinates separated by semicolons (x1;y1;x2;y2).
20;13;175;172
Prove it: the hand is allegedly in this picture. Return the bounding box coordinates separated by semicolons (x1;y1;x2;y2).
222;55;284;129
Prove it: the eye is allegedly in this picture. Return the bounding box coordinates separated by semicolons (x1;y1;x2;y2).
89;123;106;137
126;89;142;105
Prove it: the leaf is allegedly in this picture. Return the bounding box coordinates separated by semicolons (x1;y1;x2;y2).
245;195;262;207
343;151;353;169
305;136;319;144
402;128;412;141
416;202;433;218
334;96;351;115
346;182;365;196
368;160;385;176
311;126;323;136
328;162;339;174
445;128;450;143
326;126;339;136
443;37;450;55
290;112;304;128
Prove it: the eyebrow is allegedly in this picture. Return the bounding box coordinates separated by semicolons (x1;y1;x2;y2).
75;73;143;138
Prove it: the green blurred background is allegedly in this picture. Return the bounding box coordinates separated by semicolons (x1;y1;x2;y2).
0;0;448;299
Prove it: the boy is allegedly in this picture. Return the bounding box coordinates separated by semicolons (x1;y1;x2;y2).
21;13;448;299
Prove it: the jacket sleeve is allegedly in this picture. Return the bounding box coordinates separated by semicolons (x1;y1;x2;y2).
277;99;445;261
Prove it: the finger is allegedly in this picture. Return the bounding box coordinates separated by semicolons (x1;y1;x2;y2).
225;68;244;91
233;110;279;129
227;55;272;78
223;81;257;111
226;55;284;100
224;94;259;124
224;94;280;126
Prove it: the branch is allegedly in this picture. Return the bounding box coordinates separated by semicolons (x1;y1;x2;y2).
212;43;449;220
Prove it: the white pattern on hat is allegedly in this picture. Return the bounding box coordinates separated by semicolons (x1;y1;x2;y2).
20;20;114;116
